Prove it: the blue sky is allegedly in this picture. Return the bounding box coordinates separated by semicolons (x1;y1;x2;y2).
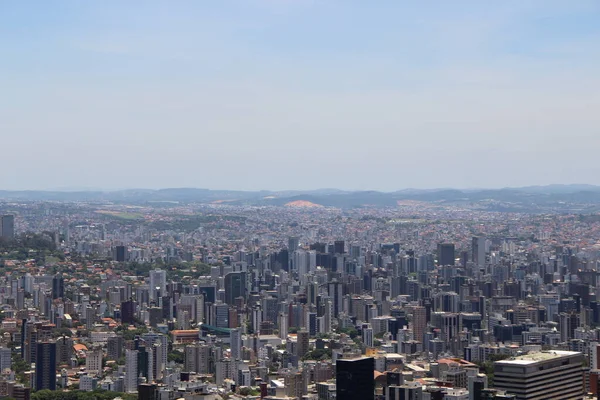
1;1;599;191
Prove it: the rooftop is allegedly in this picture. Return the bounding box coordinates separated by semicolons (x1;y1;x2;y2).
495;350;581;365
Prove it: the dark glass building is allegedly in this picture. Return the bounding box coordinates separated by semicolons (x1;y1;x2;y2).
224;272;246;306
35;341;57;391
336;357;374;400
437;243;455;266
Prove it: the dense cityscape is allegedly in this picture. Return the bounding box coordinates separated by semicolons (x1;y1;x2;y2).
0;190;599;400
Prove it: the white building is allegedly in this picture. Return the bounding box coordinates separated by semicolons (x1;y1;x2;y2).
149;269;167;301
125;349;138;393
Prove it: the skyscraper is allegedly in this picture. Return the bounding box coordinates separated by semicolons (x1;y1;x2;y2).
35;341;57;391
288;236;300;253
230;328;241;360
0;347;11;371
125;349;138;393
114;245;127;262
472;236;486;267
107;335;124;361
296;330;309;359
0;215;14;239
56;336;73;366
327;280;343;317
336;357;375;400
52;274;64;300
437;243;456;266
224;272;246;306
121;299;135;324
149;269;166;301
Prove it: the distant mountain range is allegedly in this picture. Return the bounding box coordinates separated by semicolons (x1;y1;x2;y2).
2;185;600;211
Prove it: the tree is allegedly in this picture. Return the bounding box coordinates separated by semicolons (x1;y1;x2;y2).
337;327;358;339
168;351;184;364
301;348;332;361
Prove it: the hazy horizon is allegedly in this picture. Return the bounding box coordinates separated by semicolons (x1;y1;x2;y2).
3;183;600;193
2;1;599;191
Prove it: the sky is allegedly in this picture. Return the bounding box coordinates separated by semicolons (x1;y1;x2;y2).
1;1;600;192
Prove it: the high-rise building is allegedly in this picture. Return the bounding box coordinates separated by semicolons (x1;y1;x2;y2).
437;243;456;266
284;370;305;399
494;351;583;400
0;347;11;371
472;236;486;267
224;272;246;307
559;312;579;342
52;274;64;300
412;306;427;342
35;341;57;391
55;336;73;366
121;299;135;324
137;345;154;384
363;327;374;347
149;269;166;301
85;349;103;376
296;330;310;359
107;335;124;361
278;312;289;340
336;357;375;400
0;215;15;239
327;280;343;318
184;344;212;374
230;328;241;360
125;349;138;393
334;240;345;254
114;245;127;262
288;236;300;253
138;383;158;400
141;333;167;375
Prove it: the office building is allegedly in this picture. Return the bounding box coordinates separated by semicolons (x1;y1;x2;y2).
138;384;158;400
114;245;127;262
224;272;246;306
149;269;166;301
438;243;456;266
125;349;138;393
121;299;135;324
35;341;57;391
230;328;241;360
107;335;124;361
0;347;11;371
288;236;300;253
52;274;64;300
494;350;583;400
472;236;486;267
336;357;374;400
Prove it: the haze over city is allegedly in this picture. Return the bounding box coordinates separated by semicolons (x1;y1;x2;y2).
2;1;600;191
5;3;600;400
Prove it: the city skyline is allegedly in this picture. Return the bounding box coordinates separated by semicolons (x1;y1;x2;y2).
2;1;600;191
